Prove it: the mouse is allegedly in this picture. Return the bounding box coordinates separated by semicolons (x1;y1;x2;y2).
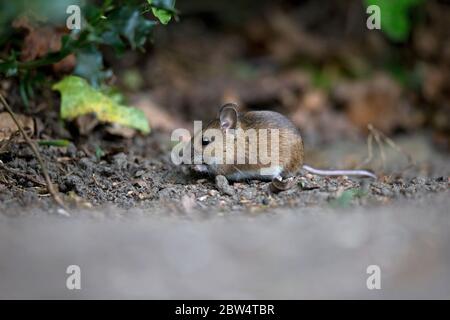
189;102;376;191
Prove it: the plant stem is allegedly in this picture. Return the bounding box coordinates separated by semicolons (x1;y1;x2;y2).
0;93;67;210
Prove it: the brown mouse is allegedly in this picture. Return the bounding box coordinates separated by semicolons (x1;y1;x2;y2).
190;103;376;190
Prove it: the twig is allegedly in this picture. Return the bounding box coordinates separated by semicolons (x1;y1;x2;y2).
0;160;47;187
358;123;416;174
368;124;414;165
357;132;374;169
0;93;66;209
369;125;386;169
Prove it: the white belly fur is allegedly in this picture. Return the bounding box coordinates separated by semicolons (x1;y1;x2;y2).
226;166;283;181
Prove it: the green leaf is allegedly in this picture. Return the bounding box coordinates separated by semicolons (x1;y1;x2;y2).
100;85;126;104
100;30;126;53
1;61;18;77
148;0;176;25
38;139;71;147
95;146;105;159
365;0;423;42
105;6;156;50
329;188;366;208
74;47;112;88
0;51;19;77
53;76;150;134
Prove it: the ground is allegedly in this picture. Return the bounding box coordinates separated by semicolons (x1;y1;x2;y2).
0;129;448;216
1;190;449;299
0;124;449;299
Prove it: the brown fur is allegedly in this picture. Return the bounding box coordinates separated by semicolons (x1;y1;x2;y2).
193;110;304;179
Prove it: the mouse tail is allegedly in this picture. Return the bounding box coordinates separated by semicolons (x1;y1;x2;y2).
302;165;377;179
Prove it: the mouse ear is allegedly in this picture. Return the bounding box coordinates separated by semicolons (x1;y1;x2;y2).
219;103;238;130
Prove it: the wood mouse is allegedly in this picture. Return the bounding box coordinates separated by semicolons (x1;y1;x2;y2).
190;103;376;190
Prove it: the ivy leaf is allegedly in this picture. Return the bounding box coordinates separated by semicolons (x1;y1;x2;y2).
53;76;150;134
148;0;176;25
1;61;18;77
0;51;19;77
365;0;423;42
105;6;156;50
100;30;126;53
74;47;112;88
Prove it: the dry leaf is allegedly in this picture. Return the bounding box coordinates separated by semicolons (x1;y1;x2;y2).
12;14;76;71
334;74;421;133
105;123;136;138
0;112;35;142
131;94;186;132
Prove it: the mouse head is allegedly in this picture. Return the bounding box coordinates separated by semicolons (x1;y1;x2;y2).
191;103;240;175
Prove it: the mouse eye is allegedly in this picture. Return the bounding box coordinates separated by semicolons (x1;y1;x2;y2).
202;136;215;146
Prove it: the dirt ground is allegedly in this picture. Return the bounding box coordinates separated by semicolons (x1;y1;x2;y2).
1;2;449;217
0;128;448;216
0;114;449;300
0;186;449;299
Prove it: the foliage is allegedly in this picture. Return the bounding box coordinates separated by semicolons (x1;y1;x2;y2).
37;139;71;147
53;76;150;134
0;0;176;133
147;0;176;25
0;0;176;78
329;188;367;208
365;0;424;42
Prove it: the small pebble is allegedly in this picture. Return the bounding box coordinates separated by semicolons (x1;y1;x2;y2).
215;175;235;196
113;152;128;170
208;190;219;196
134;170;145;177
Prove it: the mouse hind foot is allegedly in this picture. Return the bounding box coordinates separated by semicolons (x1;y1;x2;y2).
271;176;295;192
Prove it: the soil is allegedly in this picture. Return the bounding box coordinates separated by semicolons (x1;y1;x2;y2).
1;183;449;299
0;129;448;217
1;130;448;298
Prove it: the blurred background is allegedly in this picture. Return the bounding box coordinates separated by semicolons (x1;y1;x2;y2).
1;0;449;149
145;0;450;148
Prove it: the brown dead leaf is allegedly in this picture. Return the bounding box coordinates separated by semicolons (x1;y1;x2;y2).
74;114;99;136
333;74;422;134
0;112;35;142
105;123;136;138
131;94;187;132
52;54;76;73
12;14;75;71
20;26;61;62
